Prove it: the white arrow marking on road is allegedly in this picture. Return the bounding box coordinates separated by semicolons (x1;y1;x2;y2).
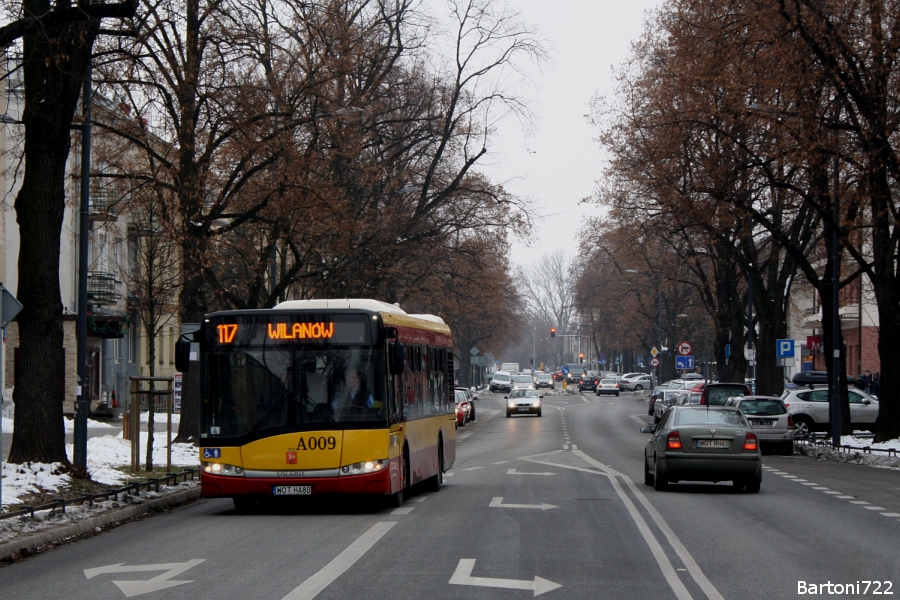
84;559;206;598
449;559;561;596
507;468;555;476
490;497;557;510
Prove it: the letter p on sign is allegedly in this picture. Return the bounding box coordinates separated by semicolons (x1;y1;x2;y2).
777;339;793;358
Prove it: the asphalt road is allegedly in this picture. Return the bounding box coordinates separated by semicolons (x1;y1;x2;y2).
3;390;899;599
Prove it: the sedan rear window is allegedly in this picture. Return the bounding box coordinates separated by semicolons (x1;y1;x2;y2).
513;376;533;383
510;389;538;398
674;409;747;427
705;385;747;405
738;400;786;415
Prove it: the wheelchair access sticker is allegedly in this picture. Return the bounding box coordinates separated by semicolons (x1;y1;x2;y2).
202;448;222;459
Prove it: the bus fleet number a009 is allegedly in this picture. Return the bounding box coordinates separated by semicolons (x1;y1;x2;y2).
295;436;337;451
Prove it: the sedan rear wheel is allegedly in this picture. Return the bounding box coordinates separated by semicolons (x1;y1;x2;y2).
634;384;643;391
653;458;668;491
643;458;654;486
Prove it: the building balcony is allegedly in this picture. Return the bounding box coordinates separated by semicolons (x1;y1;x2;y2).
87;271;118;305
89;189;118;222
803;307;819;316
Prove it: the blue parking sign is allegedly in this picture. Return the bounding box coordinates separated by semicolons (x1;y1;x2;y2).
776;339;794;358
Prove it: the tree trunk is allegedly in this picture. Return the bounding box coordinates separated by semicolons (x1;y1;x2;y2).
8;18;98;464
174;235;207;444
873;292;900;441
145;334;155;471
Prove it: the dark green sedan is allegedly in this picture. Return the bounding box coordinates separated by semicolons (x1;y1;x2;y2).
641;406;762;492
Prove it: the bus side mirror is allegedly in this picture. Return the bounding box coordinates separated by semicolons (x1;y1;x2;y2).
175;336;193;373
389;342;405;375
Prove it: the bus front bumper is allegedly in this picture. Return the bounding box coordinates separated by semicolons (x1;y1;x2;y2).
201;463;395;498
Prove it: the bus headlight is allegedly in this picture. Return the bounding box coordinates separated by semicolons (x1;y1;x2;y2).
340;459;387;475
202;462;244;476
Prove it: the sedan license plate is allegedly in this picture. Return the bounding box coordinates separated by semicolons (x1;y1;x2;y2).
518;407;531;412
272;485;312;496
695;439;730;449
750;420;776;427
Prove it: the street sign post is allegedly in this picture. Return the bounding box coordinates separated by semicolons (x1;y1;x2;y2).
776;339;794;358
676;341;693;356
675;355;695;370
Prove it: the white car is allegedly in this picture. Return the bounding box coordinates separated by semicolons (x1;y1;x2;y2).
595;378;620;396
621;374;653;391
780;387;879;439
511;374;536;390
726;396;793;455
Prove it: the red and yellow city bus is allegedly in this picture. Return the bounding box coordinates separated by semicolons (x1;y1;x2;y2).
181;299;456;510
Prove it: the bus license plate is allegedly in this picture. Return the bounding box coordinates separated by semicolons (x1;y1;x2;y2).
696;439;729;449
272;485;312;496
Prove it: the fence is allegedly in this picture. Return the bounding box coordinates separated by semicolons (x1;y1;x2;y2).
0;469;197;521
795;435;900;458
128;376;175;472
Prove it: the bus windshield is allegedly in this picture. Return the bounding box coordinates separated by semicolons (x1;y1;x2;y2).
202;346;386;441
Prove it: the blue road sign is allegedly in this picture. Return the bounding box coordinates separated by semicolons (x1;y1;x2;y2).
776;339;794;358
675;355;695;369
561;366;570;375
725;344;731;360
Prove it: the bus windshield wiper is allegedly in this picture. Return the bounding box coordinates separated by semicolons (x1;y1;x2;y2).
297;392;343;429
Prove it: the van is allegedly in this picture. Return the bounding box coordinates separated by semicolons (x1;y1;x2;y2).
489;371;513;393
500;363;520;373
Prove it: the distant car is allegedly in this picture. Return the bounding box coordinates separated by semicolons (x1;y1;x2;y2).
511;374;536;390
683;373;705;381
489;371;513;393
699;382;752;405
595;378;620;396
622;372;645;380
641;406;762;492
780;386;879;439
621;374;653;391
578;372;600;392
505;388;542;417
564;364;587;384
676;391;702;406
455;387;477;422
725;396;793;455
653;389;681;422
454;389;469;427
534;373;555;389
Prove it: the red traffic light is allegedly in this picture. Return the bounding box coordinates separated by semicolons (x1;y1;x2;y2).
550;327;556;338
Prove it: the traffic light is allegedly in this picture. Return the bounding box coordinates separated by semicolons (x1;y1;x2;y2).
550;327;556;338
579;353;584;363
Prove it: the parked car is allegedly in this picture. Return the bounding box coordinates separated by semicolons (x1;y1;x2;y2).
595;378;620;396
675;391;702;405
455;387;477;422
621;374;653;391
641;406;762;492
454;389;469;427
725;396;793;455
534;373;555;389
791;371;857;388
489;371;513;394
780;387;879;439
653;389;681;422
683;373;705;381
578;372;600;392
699;382;752;405
648;385;668;415
622;372;645;380
505;388;543;417
511;374;537;390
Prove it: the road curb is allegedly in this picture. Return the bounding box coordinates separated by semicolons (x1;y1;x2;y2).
0;486;201;561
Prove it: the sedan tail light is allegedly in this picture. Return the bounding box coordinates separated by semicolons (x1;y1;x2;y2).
666;431;682;450
743;432;758;451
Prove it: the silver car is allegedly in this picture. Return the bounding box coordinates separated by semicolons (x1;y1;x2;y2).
726;396;793;455
621;374;654;391
653;389;681;422
641;406;762;492
511;374;536;390
780;386;879;439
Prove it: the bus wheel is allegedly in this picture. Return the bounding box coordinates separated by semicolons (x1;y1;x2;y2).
424;439;443;493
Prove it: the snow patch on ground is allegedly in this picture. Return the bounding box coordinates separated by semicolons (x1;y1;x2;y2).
840;435;900;452
797;438;900;471
0;462;72;507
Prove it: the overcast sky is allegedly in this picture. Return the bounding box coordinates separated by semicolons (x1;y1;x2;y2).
427;0;663;268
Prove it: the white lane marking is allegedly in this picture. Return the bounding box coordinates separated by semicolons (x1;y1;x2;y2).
409;496;427;503
813;487;829;490
490;497;558;510
492;461;511;465
793;479;807;482
823;491;842;495
864;506;886;511
562;444;569;450
837;495;854;499
449;559;562;596
782;475;797;478
801;483;818;486
850;500;870;505
507;468;555;476
84;560;206;598
463;467;484;471
570;445;578;450
880;512;900;517
570;449;725;600
281;522;396;600
391;507;415;515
